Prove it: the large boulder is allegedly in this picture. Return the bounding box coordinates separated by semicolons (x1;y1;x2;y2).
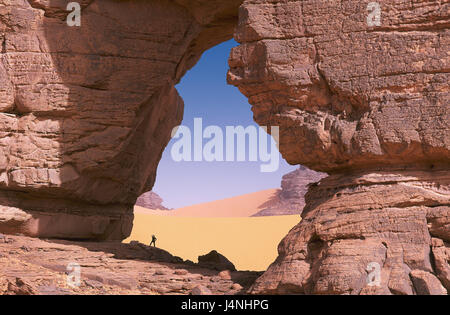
198;250;236;272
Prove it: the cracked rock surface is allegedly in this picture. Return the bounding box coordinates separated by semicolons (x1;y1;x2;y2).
0;0;448;294
0;234;260;295
228;0;449;294
0;0;242;239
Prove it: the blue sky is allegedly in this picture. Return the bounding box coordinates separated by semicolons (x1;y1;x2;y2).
152;39;297;209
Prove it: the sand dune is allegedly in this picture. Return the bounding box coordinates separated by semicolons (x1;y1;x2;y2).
135;189;280;218
129;189;299;271
125;214;299;271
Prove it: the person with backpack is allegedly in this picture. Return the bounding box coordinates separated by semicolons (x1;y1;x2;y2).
150;234;157;247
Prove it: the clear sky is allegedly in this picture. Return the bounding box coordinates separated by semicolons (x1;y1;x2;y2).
152;39;297;209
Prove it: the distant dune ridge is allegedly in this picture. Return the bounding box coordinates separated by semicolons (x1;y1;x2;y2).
129;167;325;270
134;166;326;217
135;189;280;217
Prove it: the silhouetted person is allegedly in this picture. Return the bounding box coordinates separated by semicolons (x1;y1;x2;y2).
150;235;157;247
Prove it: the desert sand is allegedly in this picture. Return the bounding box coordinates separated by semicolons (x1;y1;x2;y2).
125;213;299;271
135;189;280;217
128;189;299;271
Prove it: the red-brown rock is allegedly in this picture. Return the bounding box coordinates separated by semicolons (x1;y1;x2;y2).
198;250;237;272
253;166;327;216
0;235;261;295
0;0;448;295
228;0;449;295
136;191;169;210
0;0;243;240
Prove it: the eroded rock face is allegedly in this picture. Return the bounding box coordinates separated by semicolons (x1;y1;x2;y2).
0;234;261;295
0;0;242;239
0;0;449;295
249;171;449;294
252;166;326;216
136;191;169;210
229;0;449;173
228;0;449;294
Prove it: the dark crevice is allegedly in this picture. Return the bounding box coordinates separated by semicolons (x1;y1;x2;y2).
429;245;438;275
1;36;6;53
2;104;25;118
79;82;109;91
408;273;418;295
389;287;407;295
429;243;450;292
302;235;329;294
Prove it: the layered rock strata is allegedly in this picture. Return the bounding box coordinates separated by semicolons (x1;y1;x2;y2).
0;0;448;294
0;0;242;239
228;0;449;294
253;166;326;216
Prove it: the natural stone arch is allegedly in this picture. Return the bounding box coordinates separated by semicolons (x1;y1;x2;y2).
0;0;448;295
0;0;243;239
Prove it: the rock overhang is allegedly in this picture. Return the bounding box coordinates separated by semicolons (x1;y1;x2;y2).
0;0;448;295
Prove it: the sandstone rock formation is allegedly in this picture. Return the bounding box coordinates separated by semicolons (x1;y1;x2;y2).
198;250;237;272
252;166;326;216
190;285;213;295
0;0;448;295
0;234;261;295
136;191;169;210
248;171;449;295
0;0;242;239
228;0;449;294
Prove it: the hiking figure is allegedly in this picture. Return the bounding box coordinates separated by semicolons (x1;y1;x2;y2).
150;235;157;247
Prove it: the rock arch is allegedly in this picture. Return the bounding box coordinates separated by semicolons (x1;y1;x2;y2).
0;0;448;294
0;0;243;239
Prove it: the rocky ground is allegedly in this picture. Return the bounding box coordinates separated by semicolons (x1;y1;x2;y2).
0;234;261;295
